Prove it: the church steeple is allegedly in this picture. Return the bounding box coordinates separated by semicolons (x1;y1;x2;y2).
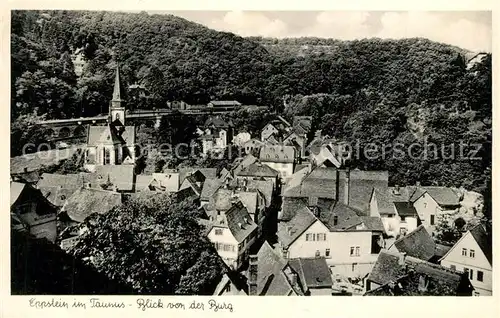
112;64;122;102
109;64;126;125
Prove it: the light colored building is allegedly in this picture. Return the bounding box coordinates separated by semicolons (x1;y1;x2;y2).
259;145;295;180
440;224;492;296
200;117;233;154
277;199;385;279
10;182;58;243
84;66;136;172
369;186;420;237
411;186;461;235
205;202;257;270
261;123;279;142
235;162;279;189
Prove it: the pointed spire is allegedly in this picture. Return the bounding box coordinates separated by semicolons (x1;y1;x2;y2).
112;64;122;102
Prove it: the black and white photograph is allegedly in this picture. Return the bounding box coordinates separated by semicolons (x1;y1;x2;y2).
8;7;492;301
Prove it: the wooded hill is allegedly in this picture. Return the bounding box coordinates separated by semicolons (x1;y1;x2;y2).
11;10;491;201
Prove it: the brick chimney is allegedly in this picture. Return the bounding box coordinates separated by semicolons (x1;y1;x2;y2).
248;255;258;296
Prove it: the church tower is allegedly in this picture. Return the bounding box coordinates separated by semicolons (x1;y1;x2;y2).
109;65;126;125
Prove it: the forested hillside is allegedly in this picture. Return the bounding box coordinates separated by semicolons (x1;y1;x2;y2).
11;10;491;199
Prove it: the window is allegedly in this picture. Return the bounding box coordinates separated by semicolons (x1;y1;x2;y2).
423;202;427;208
215;229;223;235
315;250;320;257
352;263;358;272
350;246;360;257
462;248;467;256
473;291;480;296
400;216;406;222
306;233;312;241
325;249;330;257
333;216;338;226
477;271;484;282
470;249;475;258
317;233;326;241
450;265;456;271
225;284;231;292
430;215;435;225
104;148;111;165
469;269;474;280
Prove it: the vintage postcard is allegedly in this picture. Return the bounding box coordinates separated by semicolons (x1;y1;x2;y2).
2;0;498;317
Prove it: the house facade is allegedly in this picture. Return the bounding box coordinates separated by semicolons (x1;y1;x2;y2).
259;145;295;180
200;117;233;154
10;182;58;243
206;202;257;270
440;224;492;295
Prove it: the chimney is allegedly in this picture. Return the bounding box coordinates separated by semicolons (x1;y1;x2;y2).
393;185;400;195
398;252;407;266
416;181;421;187
23;167;28;173
248;255;258;296
344;169;350;205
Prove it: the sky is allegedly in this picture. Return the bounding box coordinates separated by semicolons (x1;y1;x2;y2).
155;11;492;52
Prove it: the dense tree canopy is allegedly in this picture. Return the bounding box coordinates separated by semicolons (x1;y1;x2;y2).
70;193;225;295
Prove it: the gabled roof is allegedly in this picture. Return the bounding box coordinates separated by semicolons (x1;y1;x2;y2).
256;242;293;296
62;188;122;223
37;173;93;207
236;162;279;178
344;170;388;214
90;165;135;191
469;224;492;265
233;179;274;208
283;167;337;199
420;186;461;206
259;145;295;163
232;154;257;176
292;116;312;136
225;202;257;243
281;197;309;221
392;225;436;261
359;216;385;232
394;201;418;217
367;250;470;295
278;207;318;248
317;200;364;231
213;272;248;296
11;170;40;184
288;257;333;289
87;125;135;147
200;178;223;201
440;224;492;266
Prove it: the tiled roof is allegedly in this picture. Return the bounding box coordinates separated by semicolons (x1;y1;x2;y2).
11;170;40;183
469;224;492;265
87;125;135;147
420;186;461;206
292;116;312;136
237;179;274;208
200;178;223;201
368;250;465;289
394;201;418;217
37;173;93;207
236;191;258;216
283;167;337;199
392;225;436;261
213;272;248;296
236;162;279;178
259;145;295;163
318;201;364;231
360;216;385;232
225;202;257;243
90;165;135;191
281;197;309;221
278;207;317;248
288;257;333;289
232;154;257;176
62;188;122;223
343;170;389;214
256;242;291;295
150;172;180;192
